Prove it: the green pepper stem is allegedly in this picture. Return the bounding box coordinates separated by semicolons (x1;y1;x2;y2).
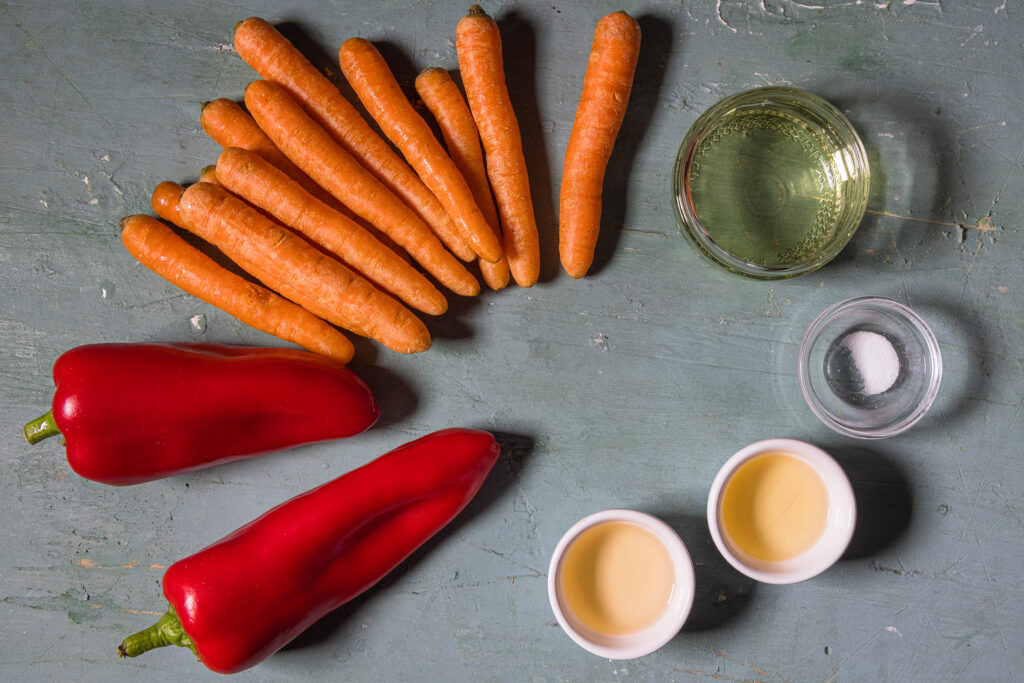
24;410;60;445
117;607;197;660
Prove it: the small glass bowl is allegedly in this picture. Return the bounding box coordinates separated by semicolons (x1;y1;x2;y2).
798;296;942;438
674;87;870;280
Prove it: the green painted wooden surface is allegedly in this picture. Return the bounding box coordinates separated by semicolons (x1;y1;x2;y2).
2;0;1021;680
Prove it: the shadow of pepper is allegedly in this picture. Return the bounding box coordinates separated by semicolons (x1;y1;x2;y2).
828;444;914;560
590;13;675;277
648;510;757;634
281;429;536;653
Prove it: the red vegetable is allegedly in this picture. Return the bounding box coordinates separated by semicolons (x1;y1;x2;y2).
23;343;379;485
117;428;500;674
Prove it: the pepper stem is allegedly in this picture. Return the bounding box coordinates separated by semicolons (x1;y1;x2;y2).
24;410;60;445
117;607;197;660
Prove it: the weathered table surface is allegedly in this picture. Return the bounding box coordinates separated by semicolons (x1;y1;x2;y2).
2;0;1021;680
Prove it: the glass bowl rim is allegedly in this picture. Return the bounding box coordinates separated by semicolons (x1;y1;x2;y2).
797;295;943;439
673;85;870;280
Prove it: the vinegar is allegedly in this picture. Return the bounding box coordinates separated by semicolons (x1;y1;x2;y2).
721;452;829;562
560;521;674;636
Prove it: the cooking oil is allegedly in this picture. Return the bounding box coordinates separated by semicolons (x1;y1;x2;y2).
686;108;844;268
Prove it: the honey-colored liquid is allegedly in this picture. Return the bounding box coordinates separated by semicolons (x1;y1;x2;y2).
721;452;829;562
560;521;674;636
687;110;843;267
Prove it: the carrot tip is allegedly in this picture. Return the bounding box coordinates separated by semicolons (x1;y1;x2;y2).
467;4;487;15
118;216;131;231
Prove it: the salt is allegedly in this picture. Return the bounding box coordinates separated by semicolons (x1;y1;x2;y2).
840;330;900;395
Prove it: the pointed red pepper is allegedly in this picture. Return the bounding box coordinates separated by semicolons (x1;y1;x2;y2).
116;428;499;673
23;343;379;485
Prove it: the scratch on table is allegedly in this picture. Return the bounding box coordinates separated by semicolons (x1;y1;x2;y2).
681;641;778;680
77;558;165;570
715;0;739;33
3;4;120;136
455;536;546;577
863;209;1000;234
954;240;984;321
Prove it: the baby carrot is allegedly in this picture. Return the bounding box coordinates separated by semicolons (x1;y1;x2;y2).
415;66;509;291
177;182;432;354
559;11;641;279
200;98;409;261
244;79;479;298
339;38;502;264
121;214;355;364
232;17;474;262
457;4;540;288
214;147;448;315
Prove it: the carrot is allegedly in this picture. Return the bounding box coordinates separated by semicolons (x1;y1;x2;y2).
177;182;431;354
456;4;540;288
201;99;332;206
199;165;220;185
415;66;509;291
152;180;186;225
152;181;345;332
559;11;641;279
200;98;411;262
339;38;502;264
215;147;448;316
232;17;475;262
243;79;480;298
121;214;355;364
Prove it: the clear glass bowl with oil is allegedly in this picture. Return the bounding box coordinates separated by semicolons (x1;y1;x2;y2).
674;87;870;279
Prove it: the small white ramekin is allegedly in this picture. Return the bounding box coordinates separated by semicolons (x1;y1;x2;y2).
706;439;856;584
547;509;695;659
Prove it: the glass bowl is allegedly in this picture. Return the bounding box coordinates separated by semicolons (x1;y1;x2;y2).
674;87;870;280
798;296;942;438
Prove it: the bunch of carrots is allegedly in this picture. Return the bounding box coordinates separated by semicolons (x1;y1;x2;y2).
120;7;640;364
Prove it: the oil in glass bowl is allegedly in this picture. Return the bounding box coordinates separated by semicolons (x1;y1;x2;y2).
675;87;869;279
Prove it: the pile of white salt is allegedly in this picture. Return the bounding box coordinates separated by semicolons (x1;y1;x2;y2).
840;330;900;395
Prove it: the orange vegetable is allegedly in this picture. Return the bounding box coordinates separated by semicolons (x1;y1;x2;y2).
201;98;336;206
121;214;355;364
199;98;406;257
214;147;448;316
232;17;474;261
177;182;431;354
559;11;641;279
456;4;540;288
339;38;502;264
198;165;220;185
151;181;186;225
244;79;479;298
415;67;509;291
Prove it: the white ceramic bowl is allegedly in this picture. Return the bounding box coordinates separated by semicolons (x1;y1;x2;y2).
547;509;695;659
706;439;856;584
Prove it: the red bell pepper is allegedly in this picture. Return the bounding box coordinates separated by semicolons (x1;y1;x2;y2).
23;343;379;485
116;428;499;673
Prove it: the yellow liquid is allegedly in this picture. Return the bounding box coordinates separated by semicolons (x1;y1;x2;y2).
560;521;674;636
721;452;829;562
